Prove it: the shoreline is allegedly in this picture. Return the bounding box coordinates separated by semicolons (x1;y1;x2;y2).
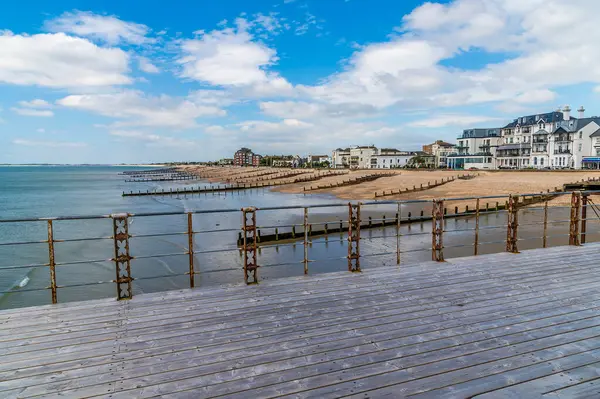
180;165;600;209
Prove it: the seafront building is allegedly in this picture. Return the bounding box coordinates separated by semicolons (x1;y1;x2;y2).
233;148;262;167
448;106;600;170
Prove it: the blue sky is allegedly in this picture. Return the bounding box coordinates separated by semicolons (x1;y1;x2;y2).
1;0;599;164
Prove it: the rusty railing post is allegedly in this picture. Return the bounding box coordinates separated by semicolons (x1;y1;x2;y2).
112;213;133;300
348;203;361;272
474;198;480;256
242;207;259;284
506;195;519;253
569;191;581;246
581;193;588;244
543;198;548;248
396;203;401;265
432;199;444;261
47;219;58;304
187;212;195;288
303;207;309;274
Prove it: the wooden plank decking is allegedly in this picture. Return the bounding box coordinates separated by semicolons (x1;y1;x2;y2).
1;244;600;398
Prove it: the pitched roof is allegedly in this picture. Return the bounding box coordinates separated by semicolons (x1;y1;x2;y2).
504;111;566;128
590;128;600;137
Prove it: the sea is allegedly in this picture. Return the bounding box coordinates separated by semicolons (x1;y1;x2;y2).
0;166;585;309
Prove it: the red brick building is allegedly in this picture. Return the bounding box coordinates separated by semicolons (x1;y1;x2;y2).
233;148;262;166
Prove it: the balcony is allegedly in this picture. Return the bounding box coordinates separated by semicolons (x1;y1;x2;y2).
533;139;548;144
554;150;572;155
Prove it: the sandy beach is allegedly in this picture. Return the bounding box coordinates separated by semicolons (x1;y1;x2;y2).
181;166;600;209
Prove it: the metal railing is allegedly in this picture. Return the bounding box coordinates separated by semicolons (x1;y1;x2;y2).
1;190;599;306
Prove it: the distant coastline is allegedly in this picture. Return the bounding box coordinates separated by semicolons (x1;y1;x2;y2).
0;164;166;167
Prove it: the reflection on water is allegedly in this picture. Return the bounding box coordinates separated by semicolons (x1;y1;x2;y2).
0;166;596;309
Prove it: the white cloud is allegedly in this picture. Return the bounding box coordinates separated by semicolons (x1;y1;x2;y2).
11;108;54;117
260;101;378;119
57;90;226;129
304;0;600;112
514;89;557;104
36;128;46;133
177;19;293;97
13;139;86;148
19;99;52;108
109;130;198;148
407;114;504;128
235;118;314;133
138;57;160;74
0;32;131;88
45;11;152;45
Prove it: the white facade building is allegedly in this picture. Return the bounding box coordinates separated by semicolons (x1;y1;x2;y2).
499;106;600;170
447;128;502;169
349;146;377;169
331;148;351;168
370;149;415;169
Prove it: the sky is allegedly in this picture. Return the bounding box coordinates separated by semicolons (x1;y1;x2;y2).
1;0;600;164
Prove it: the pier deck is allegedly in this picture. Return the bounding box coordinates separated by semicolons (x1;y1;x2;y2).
1;244;600;398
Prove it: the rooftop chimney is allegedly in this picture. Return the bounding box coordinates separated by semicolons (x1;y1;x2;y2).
578;106;585;119
563;105;571;121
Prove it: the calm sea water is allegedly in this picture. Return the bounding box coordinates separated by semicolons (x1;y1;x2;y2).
0;166;589;309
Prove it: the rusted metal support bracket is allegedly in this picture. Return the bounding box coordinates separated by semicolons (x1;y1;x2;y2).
242;207;259;284
432;200;444;261
112;213;133;300
581;194;588;244
506;195;519;253
348;203;361;272
569;191;581;246
47;220;58;304
187;212;195;288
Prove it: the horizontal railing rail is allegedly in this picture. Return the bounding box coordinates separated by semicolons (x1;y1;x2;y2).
1;190;600;306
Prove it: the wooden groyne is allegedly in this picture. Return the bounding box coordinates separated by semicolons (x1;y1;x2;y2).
231;170;328;184
120;168;177;175
238;193;559;246
122;171;349;197
124;174;197;183
374;174;475;198
563;176;600;191
303;172;397;192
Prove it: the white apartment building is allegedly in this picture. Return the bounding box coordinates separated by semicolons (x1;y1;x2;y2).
447;128;502;169
349;146;377;169
331;148;350;168
498;106;600;170
370;149;415;169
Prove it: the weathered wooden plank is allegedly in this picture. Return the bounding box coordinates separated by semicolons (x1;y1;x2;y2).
469;361;600;398
542;376;600;398
3;261;599;350
1;244;600;398
24;314;600;398
1;253;595;336
3;272;599;368
0;244;591;322
3;292;599;390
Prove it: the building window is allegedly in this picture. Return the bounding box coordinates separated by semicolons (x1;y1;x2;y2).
579;132;583;139
541;158;544;166
534;157;537;165
510;137;514;144
579;143;582;152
